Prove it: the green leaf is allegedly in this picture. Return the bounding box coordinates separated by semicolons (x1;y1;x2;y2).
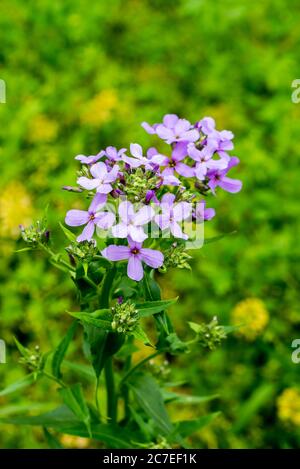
162;390;219;405
128;374;173;436
14;337;30;358
173;412;220;438
136;298;178;317
232;384;276;433
59;222;77;242
59;384;92;437
188;321;202;333
69;310;113;331
43;427;64;449
0;406;141;448
52;321;78;379
0;373;36;397
132;325;153;346
62;360;95;383
84;327;124;379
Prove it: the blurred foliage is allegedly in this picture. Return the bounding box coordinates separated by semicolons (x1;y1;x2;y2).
1;0;300;449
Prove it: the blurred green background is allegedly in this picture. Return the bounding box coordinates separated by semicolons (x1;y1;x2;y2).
1;0;300;449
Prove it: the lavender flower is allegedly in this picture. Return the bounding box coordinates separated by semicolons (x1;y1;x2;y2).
154;193;192;240
112;201;154;242
123;144;164;169
142;114;199;144
160;142;194;179
77;162;119;194
102;238;164;281
104;146;127;162
188;143;227;181
75;151;105;165
207;157;242;194
65;193;115;242
194;200;216;221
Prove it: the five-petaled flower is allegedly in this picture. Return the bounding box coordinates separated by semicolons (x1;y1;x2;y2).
155;193;192;240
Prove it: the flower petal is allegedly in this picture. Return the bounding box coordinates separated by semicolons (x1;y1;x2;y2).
134;205;155;226
65;210;89;227
127;256;144;281
128;225;147;242
101;245;130;261
89;193;107;213
77;221;95;242
112;222;128;238
77;177;99;190
96;212;115;229
163;114;179;128
173;202;192;221
218;176;242;193
90;162;107;179
140;248;164;268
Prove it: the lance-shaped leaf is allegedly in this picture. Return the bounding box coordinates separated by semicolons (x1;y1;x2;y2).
162;389;219;405
172;412;220;439
135;298;178;318
131;325;153;346
68;309;113;331
0;373;36;397
58;384;92;437
52;321;78;379
0;406;140;448
59;222;77;242
128;374;173;436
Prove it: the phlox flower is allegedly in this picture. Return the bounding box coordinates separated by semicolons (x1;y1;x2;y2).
207;157;242;194
187;143;227;181
112;201;154;242
104;146;127;162
101;237;164;282
123;144;165;169
75;150;105;165
65;193;115;242
194;200;216;221
77;162;119;194
142;114;199;144
160;142;194;179
154;193;192;240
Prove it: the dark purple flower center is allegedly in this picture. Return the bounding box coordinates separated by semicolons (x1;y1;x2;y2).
89;213;96;221
169;160;176;168
131;248;140;255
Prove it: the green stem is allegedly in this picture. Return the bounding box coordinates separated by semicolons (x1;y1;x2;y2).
104;356;116;423
120;350;163;386
99;266;117;423
42;370;66;388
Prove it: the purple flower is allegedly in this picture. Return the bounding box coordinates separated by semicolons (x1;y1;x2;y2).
104;146;127;162
142;114;199;144
187;143;227;181
154;193;192;240
160;142;194;179
112;201;154;242
77;162;119;194
75;151;105;165
194;200;216;221
123;144;164;169
195;116;216;134
65;193;115;242
101;238;164;281
207;157;242;194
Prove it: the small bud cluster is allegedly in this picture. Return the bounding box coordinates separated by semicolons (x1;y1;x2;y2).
196;316;227;350
163;243;192;270
111;301;139;333
148;359;170;380
148;436;169;449
19;345;43;371
20;220;50;247
121;168;160;202
66;239;98;262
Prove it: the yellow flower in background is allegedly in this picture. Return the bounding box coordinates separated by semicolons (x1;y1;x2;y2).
60;435;90;449
28;114;58;143
277;388;300;426
0;182;33;238
231;298;269;340
81;89;118;126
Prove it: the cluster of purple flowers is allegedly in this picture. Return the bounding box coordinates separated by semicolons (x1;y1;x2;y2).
65;115;242;281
